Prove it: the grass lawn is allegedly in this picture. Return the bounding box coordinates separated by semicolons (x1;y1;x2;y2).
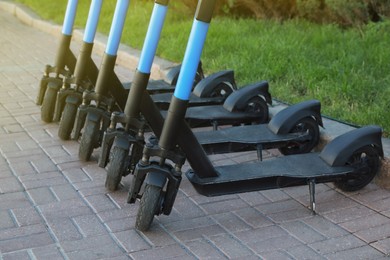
15;0;390;136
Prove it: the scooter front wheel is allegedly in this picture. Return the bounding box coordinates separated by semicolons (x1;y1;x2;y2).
279;117;319;155
58;103;77;140
79;118;100;161
105;146;127;191
41;85;57;123
334;145;380;192
135;184;163;231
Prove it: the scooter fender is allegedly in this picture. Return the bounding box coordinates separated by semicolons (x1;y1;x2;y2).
223;81;272;112
164;64;181;85
319;125;383;167
268;99;324;135
144;171;167;189
192;70;237;98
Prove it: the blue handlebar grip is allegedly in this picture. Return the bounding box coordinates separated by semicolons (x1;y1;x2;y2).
83;0;103;43
62;0;78;36
137;3;168;74
106;0;130;56
173;20;209;101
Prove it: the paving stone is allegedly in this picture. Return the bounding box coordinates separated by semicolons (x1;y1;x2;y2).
237;191;271;206
171;195;205;219
185;238;227;259
323;204;377;224
26;187;58;205
212;212;252;232
371;237;390;255
2;250;32;260
0;176;24;193
139;224;177;247
112;229;151;253
104;215;137;233
200;197;249;215
0;231;54;253
174;224;227;242
281;220;327;244
302;216;349;238
0;191;31;210
326;245;386;259
339;214;390;233
208;233;254;259
260;189;290;202
21;173;67;190
308;234;366;255
234;225;288;245
354;222;390;243
129;244;192;260
258;250;295;259
50;184;80;201
233;207;273;228
61;168;91;184
31;244;65;260
72;214;107;237
0;210;16;229
83;193;119;213
38;198;92;219
284;245;327;260
10;206;42;227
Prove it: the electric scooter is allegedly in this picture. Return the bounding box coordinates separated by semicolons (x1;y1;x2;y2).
127;0;384;231
99;0;322;191
36;0;78;122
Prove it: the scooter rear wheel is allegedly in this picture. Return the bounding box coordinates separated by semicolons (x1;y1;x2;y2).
279;117;319;155
79;118;100;161
58;103;77;140
105;145;127;191
209;83;234;98
334;145;380;192
41;85;57;123
135;184;162;231
245;96;269;124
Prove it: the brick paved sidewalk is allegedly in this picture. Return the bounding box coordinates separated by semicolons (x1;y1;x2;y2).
1;4;390;260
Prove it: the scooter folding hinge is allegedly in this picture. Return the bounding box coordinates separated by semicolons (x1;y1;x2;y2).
308;179;316;215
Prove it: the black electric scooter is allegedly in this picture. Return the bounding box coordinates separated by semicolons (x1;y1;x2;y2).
127;0;384;231
99;0;322;191
36;0;78;122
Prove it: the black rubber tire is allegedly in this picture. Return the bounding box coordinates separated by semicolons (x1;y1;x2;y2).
105;146;127;191
334;145;380;192
58;103;77;140
41;86;57;123
135;184;162;231
279;117;320;155
209;83;234;98
245;96;269;124
79;118;100;161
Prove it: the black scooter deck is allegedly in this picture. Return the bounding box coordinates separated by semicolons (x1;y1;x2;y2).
186;153;352;196
122;80;175;94
183;105;265;127
152;92;225;109
195;124;305;154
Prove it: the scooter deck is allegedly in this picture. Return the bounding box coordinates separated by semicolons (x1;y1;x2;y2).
122;79;175;94
184;105;265;127
186;153;352;196
152;92;225;109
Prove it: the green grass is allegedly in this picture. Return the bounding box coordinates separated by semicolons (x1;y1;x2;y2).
15;0;390;136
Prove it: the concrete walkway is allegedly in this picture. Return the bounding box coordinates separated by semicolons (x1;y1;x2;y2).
1;2;390;259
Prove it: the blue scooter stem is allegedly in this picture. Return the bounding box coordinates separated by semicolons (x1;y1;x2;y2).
73;0;103;83
159;0;216;151
124;1;169;118
138;3;168;74
83;0;103;44
106;0;130;56
94;0;130;95
62;0;78;36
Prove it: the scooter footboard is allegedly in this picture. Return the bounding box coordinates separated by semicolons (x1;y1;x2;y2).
223;81;272;112
193;70;237;97
267;99;323;135
319;125;383;167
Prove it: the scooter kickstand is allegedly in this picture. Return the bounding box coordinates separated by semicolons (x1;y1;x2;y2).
308;178;316;215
